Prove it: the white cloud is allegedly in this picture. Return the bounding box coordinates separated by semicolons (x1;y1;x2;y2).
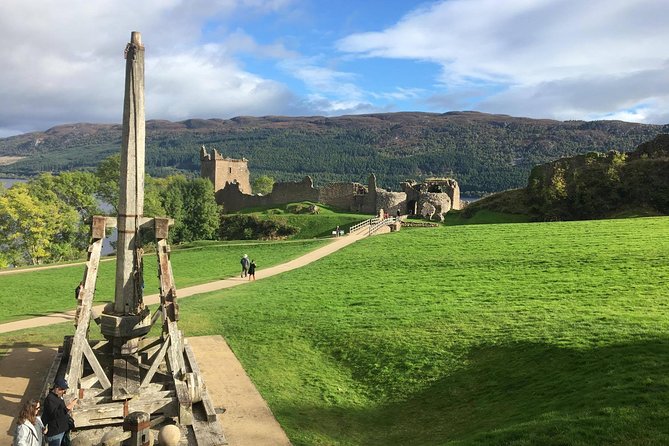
0;0;299;135
338;0;669;123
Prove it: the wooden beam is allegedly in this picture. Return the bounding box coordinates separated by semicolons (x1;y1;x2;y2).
81;340;112;389
140;333;171;389
184;341;217;422
66;222;105;395
192;419;228;446
73;397;178;427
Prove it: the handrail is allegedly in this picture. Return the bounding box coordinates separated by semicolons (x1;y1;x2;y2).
368;217;396;235
348;216;394;235
349;218;372;234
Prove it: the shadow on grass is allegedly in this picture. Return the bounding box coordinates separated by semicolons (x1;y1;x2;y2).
279;339;669;446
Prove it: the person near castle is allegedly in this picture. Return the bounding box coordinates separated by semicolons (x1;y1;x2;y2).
13;399;44;446
248;260;256;281
42;378;77;446
240;254;250;278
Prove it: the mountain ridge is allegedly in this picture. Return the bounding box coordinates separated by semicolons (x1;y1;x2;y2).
1;111;666;194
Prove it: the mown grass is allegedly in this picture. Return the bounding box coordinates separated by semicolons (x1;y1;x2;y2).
237;201;369;238
0;239;328;323
2;217;669;445
178;216;669;445
443;209;532;225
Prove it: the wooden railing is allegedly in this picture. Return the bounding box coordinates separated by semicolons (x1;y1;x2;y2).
367;217;396;235
346;216;399;236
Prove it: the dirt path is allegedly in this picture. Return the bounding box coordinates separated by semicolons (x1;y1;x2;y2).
0;232;366;334
0;231;370;444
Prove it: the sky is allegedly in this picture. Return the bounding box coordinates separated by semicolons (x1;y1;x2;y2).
1;0;668;137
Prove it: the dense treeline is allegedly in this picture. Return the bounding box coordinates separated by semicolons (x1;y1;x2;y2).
0;156;220;267
1;112;667;194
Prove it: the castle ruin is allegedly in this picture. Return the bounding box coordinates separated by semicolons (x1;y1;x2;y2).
200;146;462;221
200;145;252;195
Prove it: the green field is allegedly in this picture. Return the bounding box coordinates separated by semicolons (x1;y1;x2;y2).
2;217;669;445
0;239;328;323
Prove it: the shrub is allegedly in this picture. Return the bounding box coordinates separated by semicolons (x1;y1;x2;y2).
219;215;299;240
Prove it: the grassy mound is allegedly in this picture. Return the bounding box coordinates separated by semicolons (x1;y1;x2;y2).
234;202;370;239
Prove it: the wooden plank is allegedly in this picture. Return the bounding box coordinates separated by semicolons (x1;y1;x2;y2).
184;341;217;422
81;341;112;389
65;220;105;395
191;419;228;446
140;333;171;389
112;356;141;400
40;351;63;400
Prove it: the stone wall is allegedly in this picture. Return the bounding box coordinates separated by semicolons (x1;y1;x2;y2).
319;182;359;210
201;151;462;217
270;176;319;204
418;192;452;221
200;146;252;194
375;190;406;216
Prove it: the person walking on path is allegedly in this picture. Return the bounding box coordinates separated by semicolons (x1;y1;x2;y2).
13;399;44;446
240;254;250;278
248;260;256;281
42;378;77;446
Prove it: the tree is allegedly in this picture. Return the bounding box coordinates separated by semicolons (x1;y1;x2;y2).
96;154;121;213
144;175;167;217
159;176;220;244
252;175;275;195
0;184;79;265
29;171;100;221
182;178;219;241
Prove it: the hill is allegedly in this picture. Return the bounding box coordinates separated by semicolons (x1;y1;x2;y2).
465;134;669;220
0;112;667;194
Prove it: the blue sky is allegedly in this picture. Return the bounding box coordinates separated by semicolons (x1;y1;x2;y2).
0;0;668;137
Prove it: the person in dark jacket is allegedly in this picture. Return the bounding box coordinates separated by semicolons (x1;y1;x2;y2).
240;254;250;278
248;260;256;281
42;378;77;446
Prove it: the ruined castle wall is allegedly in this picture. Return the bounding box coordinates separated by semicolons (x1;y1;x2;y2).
449;182;461;210
419;192;452;216
267;176;319;205
200;147;252;194
319;182;358;210
375;190;406;215
216;159;251;194
200;159;216;189
217;183;269;212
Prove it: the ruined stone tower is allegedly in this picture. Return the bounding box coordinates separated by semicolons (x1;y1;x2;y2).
200;145;252;194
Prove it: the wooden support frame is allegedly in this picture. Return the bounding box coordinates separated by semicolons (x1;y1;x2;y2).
54;214;224;442
66;216;108;394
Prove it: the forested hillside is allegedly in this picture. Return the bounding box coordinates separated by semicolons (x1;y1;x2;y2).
1;111;666;194
464;133;669;220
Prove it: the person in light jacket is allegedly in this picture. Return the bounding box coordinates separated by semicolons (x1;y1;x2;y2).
13;399;44;446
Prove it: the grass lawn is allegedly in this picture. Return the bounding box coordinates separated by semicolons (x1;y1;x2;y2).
0;239;329;323
2;217;669;445
237;201;370;238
